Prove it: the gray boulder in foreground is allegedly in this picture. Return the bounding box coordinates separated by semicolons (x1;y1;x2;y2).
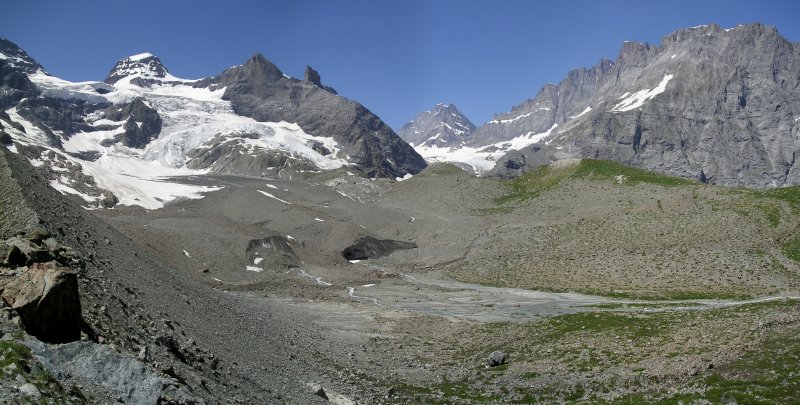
488;350;506;367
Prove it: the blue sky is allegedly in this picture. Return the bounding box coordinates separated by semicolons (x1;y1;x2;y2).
2;0;799;129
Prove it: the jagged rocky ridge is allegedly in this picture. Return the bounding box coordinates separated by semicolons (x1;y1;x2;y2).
0;39;426;209
193;54;425;178
397;103;476;148
420;24;800;188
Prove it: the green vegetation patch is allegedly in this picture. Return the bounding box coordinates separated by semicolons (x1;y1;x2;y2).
571;159;697;187
781;235;800;262
494;160;585;203
756;186;800;207
0;340;32;374
541;311;675;339
495;159;696;204
613;324;800;404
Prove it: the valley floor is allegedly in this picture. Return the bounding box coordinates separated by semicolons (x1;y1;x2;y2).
82;161;800;403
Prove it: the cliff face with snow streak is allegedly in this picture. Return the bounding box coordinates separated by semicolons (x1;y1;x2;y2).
419;24;800;187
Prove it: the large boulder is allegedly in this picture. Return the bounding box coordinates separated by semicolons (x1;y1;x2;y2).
0;243;25;267
341;236;417;261
487;350;506;367
245;236;301;271
0;261;82;343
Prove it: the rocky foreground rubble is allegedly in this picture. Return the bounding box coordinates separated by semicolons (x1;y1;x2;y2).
0;229;202;404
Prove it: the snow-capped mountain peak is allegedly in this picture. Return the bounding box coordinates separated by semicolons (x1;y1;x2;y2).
0;37;45;74
105;53;171;84
397;103;475;148
0;37;425;208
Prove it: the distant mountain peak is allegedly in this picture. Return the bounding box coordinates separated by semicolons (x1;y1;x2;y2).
105;53;169;84
242;53;284;81
0;37;45;74
398;103;475;148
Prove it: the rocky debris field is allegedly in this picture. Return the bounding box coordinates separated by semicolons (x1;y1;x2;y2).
5;143;800;403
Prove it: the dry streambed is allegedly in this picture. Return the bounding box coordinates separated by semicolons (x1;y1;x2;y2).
339;268;800;322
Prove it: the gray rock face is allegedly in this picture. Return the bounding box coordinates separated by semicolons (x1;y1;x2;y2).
397;103;476;148
484;144;553;179
101;98;162;148
195;54;427;178
16;97;107;144
186;133;319;178
474;24;800;188
470;59;613;148
0;38;42;110
25;339;171;405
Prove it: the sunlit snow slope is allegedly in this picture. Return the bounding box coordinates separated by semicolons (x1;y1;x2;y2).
3;52;352;209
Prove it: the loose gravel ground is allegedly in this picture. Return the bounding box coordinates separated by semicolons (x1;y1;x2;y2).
8;149;800;403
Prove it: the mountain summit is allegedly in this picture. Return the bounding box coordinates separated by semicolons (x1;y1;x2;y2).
105;53;171;84
397;103;475;148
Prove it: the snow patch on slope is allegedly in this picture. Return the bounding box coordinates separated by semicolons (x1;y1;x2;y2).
612;74;674;112
28;71;112;103
413;123;559;174
11;61;353;209
488;107;551;125
569;106;592;119
128;53;155;61
6;104;220;210
257;190;292;205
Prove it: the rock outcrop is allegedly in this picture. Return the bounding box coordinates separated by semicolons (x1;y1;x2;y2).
0;229;86;344
484;144;553;179
303;65;337;94
100;98;162;149
245;236;301;270
341;236;417;261
0;38;42;110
